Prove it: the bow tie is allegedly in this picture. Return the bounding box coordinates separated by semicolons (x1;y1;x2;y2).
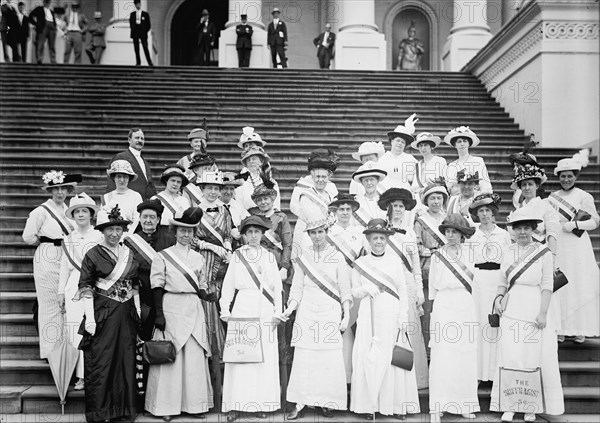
392;228;406;234
223;204;230;210
205;207;219;213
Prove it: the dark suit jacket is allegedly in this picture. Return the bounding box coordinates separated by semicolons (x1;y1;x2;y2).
313;31;335;55
15;14;29;41
236;24;252;49
129;10;150;39
196;19;216;46
1;4;18;38
106;149;156;200
30;6;56;33
267;20;287;47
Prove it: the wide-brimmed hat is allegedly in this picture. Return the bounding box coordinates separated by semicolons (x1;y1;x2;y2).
510;163;547;190
238;126;266;148
251;180;277;200
444;126;480;147
41;170;82;190
188;153;215;169
421;179;449;204
241;146;269;163
169;207;203;227
554;149;589;175
188;127;207;141
363;218;395;236
271;7;281;14
329;193;360;211
201;9;210;16
304;216;334;232
439;213;475;238
222;171;246;186
196;171;224;186
240;215;271;233
307;149;340;172
411;132;442;150
378;188;416;211
160;164;189;187
387;113;418;143
469;192;501;214
506;208;543;227
352;161;387;183
94;205;131;231
66;192;99;219
456;169;481;183
137;198;164;216
106;160;138;181
351;141;385;161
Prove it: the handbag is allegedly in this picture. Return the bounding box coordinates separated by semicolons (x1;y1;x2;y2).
142;329;176;365
488;294;503;328
553;269;569;292
391;330;414;371
572;210;591;238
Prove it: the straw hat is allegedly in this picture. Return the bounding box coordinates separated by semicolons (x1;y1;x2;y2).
554;149;590;175
41;170;82;190
411;132;442;150
238;126;266;148
421;179;449;204
351;141;385;161
241;146;269;163
377;188;416;211
438;213;475;238
506;208;543;227
443;126;480;147
160;164;189;187
387;113;418;143
304;217;333;232
196;171;224;186
187;127;207;141
94;205;131;231
106;160;138;181
351;161;387;183
65;193;99;219
169;207;203;227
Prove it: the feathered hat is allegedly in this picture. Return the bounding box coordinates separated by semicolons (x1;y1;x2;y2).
251;170;278;200
387;113;419;143
307;149;340;172
511;163;547;190
554;149;590;175
444;126;480;147
94;204;131;231
238;126;266;148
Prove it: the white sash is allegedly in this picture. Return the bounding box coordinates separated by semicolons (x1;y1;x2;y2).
299;188;329;210
416;215;447;246
264;230;283;251
387;235;412;272
184;185;203;205
123;233;157;265
40;203;73;235
433;250;474;293
297;255;341;304
505;246;551;287
97;247;132;291
354;259;399;300
160;248;200;293
200;215;225;247
326;233;359;264
156;193;180;216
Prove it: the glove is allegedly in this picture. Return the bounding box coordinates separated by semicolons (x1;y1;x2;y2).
279;268;288;281
340;315;350;332
152;288;166;331
83;297;96;336
230;228;241;240
562;221;576;232
221;313;230;322
199;289;218;302
363;284;380;297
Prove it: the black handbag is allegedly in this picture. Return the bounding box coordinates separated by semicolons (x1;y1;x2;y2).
142;329;176;365
553;269;569;292
391;331;413;371
488;294;502;328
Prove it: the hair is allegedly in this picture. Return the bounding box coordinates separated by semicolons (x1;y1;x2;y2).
243;154;264;166
110;172;130;181
241;224;265;236
558;169;580;178
516;177;541;189
50;185;75;194
18;2;25;6
450;137;473;147
512;221;538;231
169;224;195;237
128;128;143;139
472;204;499;223
307;226;329;236
386;201;406;222
417;141;435;149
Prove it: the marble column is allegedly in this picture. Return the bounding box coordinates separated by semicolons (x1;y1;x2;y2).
442;0;492;71
218;0;269;68
334;0;386;70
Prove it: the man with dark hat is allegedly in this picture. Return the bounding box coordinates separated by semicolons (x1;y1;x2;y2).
129;0;153;66
62;2;87;64
197;8;216;66
267;7;287;68
236;14;252;67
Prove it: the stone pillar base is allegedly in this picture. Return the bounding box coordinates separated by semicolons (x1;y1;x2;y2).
442;30;492;71
217;26;270;68
334;31;386;70
101;19;156;66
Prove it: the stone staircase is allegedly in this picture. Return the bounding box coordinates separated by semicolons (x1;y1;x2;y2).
0;63;599;418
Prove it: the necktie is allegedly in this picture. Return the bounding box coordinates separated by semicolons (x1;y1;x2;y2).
205;207;219;213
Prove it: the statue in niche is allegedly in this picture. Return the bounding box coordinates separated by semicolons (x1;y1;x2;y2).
397;20;425;71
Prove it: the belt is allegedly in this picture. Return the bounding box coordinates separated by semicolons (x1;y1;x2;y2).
39;236;62;246
475;262;501;270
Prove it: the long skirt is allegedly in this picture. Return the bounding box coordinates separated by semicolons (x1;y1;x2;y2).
80;295;138;422
556;230;600;336
429;289;480;415
490;285;565;415
33;244;64;358
145;336;213;416
472;268;502;382
342;300;359;383
405;273;428;389
287;348;347;409
64;268;85;378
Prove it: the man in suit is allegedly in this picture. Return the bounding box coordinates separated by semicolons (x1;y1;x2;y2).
1;0;20;61
62;2;87;64
106;128;156;200
313;23;335;69
267;7;287;68
129;0;152;66
30;0;56;64
85;11;105;64
196;9;216;66
15;2;28;62
235;14;252;68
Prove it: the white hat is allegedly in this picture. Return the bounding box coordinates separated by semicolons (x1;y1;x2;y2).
506;208;543;227
238;126;266;149
554;149;590;175
106;160;138;181
444;126;480;148
65;192;99;219
352;161;387;183
196;171;224;186
351;141;385;161
387;113;418;143
411;132;442;150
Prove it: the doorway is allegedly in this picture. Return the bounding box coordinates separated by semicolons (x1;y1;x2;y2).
391;8;430;71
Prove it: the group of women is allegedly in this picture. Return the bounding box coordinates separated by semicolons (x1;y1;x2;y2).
22;120;599;423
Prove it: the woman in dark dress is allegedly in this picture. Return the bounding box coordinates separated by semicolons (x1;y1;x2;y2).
74;205;141;422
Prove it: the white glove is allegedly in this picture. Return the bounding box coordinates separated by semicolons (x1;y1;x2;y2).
83;297;96;336
230;228;241;240
279;268;288;281
221;313;230;323
562;221;576;232
363;284;380;297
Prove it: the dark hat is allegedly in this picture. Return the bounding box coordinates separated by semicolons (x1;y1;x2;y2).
438;213;475;238
363;218;395;236
377;188;417;211
201;9;210;15
329;193;360;211
469;192;501;214
222;171;246;186
71;3;80;9
160;164;189;187
95;205;131;231
456;169;481;184
169;207;203;227
387;113;418;144
510;163;547;190
240;215;271;233
307;149;340;172
188;127;207;140
41;171;82;190
241;14;247;19
188;153;216;169
137;198;164;216
251;184;277;200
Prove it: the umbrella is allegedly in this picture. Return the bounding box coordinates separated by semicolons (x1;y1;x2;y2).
47;331;80;414
363;297;388;420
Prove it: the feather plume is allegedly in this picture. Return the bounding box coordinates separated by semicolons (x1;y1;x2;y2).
259;165;275;190
572;149;590;168
404;113;419;135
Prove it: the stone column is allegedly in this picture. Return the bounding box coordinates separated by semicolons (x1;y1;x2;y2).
218;0;269;68
442;0;492;71
334;0;386;70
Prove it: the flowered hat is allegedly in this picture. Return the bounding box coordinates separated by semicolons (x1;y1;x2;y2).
411;132;442;150
363;218;395;236
554;149;589;175
329;193;360;212
444;126;480;147
387;113;418;143
307;149;340;172
41;170;82;190
169;207;203;227
65;192;99;219
188;153;216;170
469;192;501;221
351;141;385;161
94;204;131;231
421;178;449;204
106;160;138;181
304;215;335;232
352;161;387;183
160;164;189;187
439;213;476;238
377;188;417;211
510;163;547;190
456;169;481;183
238;126;266;149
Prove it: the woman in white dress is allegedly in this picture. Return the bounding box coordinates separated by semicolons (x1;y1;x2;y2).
410;132;447;202
468;193;511;383
349;141;386;197
281;218;352;420
235;146;282;211
490;208;564;422
350;219;420;420
378;188;428;389
57;193;102;390
220;215;284;422
22;170;81;359
152;164;191;227
428;214;479;422
444;126;492;195
102;160;142;232
351;161;388;227
548;151;599;342
145;207;216;421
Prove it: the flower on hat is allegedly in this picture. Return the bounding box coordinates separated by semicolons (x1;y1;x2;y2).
454;126;471;134
456;169;480;183
42;170;65;185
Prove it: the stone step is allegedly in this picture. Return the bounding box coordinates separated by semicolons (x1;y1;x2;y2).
0;273;35;292
0;292;36;315
0;314;38;337
560;361;600;387
559;338;600;362
0;337;41;360
0;360;54;386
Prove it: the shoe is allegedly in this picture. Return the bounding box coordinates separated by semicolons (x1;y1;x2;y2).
557;335;565;343
74;379;85;390
256;412;267;419
524;413;536;421
363;414;374;420
227;411;238;422
321;407;334;418
501;412;514;422
462;413;476;419
574;335;586;343
161;417;173;422
393;414;406;420
286;407;304;420
191;413;206;419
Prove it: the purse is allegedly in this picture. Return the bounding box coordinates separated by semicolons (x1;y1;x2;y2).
142;329;176;365
553;269;569;292
572;210;591;238
488;293;503;328
391;330;414;371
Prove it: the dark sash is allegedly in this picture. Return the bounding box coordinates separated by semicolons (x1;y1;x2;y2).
61;241;81;273
326;233;359;264
387;236;412;272
354;259;399;300
235;250;275;305
352;208;370;227
159;249;202;294
433;250;474;293
505;246;551;288
297;256;341;303
40;204;72;235
416;216;446;246
548;192;576;221
156;193;177;216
